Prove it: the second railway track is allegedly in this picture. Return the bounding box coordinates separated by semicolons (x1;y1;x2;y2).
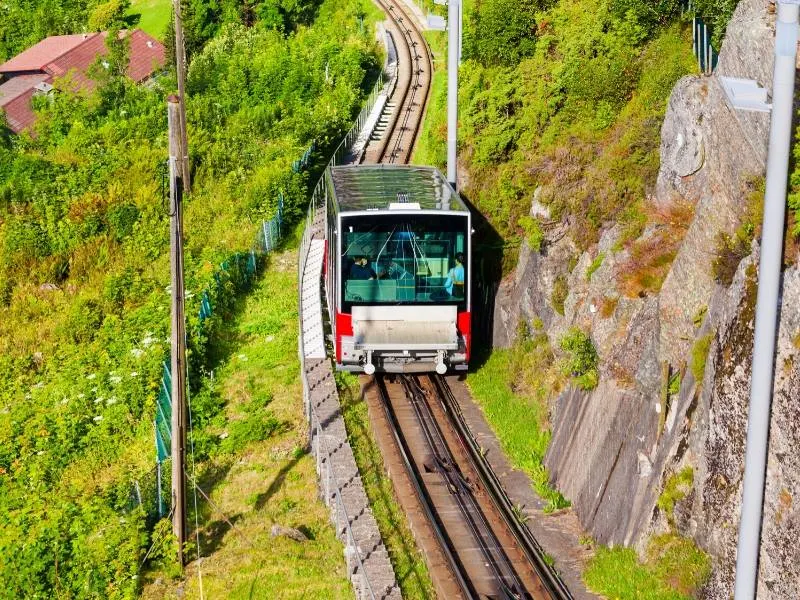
363;0;432;165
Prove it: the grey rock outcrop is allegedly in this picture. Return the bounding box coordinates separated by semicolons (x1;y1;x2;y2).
493;0;800;595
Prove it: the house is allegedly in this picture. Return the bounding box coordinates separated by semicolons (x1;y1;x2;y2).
0;30;166;133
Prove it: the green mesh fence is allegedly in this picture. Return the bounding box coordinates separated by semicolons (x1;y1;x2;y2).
146;141;315;522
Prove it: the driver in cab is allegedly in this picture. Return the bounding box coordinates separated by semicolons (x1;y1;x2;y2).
348;256;377;280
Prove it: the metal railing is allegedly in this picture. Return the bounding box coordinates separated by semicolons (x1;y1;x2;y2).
330;72;387;167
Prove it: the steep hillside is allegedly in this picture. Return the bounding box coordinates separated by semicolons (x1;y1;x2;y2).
417;0;800;597
0;0;380;595
449;0;799;597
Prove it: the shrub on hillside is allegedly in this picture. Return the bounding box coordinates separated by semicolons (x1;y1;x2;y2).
609;0;682;34
106;203;140;242
465;0;546;66
559;327;599;390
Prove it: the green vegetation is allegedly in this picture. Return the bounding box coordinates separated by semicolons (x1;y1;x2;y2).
467;327;569;511
692;0;741;47
712;176;764;286
336;372;435;600
585;252;605;280
692;305;708;328
617;200;695;297
126;0;172;39
463;0;543;66
690;332;715;384
455;3;697;259
0;0;380;593
560;327;599;390
412;29;448;167
667;370;682;396
584;533;711;599
519;215;545;252
141;245;352;598
551;273;568;316
657;466;694;523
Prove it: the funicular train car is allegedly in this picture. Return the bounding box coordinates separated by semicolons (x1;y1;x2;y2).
324;165;471;374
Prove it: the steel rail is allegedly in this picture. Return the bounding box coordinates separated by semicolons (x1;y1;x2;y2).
430;375;574;600
369;0;432;164
374;375;476;599
399;375;527;600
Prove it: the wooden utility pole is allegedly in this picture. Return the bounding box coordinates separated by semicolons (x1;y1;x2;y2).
172;0;191;193
168;95;187;568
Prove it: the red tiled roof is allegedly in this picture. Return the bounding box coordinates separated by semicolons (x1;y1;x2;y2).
45;31;106;89
126;30;167;83
2;87;41;133
1;29;166;133
0;73;50;106
0;34;94;74
45;30;166;88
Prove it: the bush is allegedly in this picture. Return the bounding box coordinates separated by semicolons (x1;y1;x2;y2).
712;176;763;286
693;0;740;47
657;466;693;522
585;533;711;599
465;0;544;66
106;203;140;242
560;327;599;390
586;252;605;280
519;215;544;252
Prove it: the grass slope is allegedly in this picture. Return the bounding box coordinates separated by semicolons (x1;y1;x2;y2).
141;243;352;599
127;0;172;39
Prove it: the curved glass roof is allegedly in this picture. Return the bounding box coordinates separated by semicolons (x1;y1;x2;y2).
330;165;468;212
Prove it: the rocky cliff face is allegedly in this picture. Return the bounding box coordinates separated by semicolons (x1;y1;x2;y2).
493;0;800;595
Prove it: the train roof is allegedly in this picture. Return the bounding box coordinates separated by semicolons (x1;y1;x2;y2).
329;165;468;213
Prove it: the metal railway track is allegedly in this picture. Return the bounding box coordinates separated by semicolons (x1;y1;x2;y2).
364;0;432;164
373;374;570;599
346;3;573;598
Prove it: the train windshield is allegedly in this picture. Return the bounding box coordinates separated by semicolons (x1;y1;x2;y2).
340;213;468;309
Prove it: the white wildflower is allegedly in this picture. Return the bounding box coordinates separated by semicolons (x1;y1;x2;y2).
219;431;229;440
109;375;122;385
142;334;156;347
130;348;144;358
77;393;85;399
106;397;118;406
130;371;138;378
93;415;104;422
87;373;97;380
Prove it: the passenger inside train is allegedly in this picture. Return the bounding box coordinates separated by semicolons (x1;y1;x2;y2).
341;215;467;304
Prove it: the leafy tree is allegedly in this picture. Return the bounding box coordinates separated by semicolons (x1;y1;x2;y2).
88;0;131;31
465;0;547;66
609;0;681;34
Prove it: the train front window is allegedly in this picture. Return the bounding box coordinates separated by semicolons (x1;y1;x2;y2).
341;214;468;309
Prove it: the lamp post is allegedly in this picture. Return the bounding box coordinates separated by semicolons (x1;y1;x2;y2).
728;2;799;597
446;0;460;189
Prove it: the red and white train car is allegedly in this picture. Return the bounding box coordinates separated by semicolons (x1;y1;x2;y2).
324;165;471;374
